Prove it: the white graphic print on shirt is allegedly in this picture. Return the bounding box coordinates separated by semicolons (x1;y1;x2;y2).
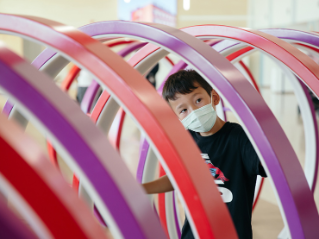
201;153;233;203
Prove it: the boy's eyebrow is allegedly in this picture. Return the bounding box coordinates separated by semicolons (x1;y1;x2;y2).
176;103;185;111
175;92;201;110
192;92;200;98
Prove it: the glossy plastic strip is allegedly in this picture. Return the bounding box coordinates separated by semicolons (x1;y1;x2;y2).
123;23;319;238
24;19;237;238
0;93;107;238
0;15;166;239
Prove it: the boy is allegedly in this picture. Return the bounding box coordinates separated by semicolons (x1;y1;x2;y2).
143;70;267;239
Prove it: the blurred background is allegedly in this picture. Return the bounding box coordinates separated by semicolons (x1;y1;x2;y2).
2;0;319;92
0;1;319;238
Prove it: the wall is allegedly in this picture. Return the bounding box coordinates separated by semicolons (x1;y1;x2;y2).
248;0;319;92
0;0;118;60
249;0;319;29
177;0;248;28
0;0;117;27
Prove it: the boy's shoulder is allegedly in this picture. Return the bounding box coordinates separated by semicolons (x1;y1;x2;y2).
217;122;250;146
223;121;242;130
220;121;245;136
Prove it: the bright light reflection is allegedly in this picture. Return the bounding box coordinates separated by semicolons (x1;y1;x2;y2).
124;0;131;3
183;0;190;11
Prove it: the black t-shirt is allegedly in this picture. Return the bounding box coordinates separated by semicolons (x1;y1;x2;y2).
181;122;267;239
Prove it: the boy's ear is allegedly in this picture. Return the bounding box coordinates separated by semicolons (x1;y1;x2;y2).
211;89;220;106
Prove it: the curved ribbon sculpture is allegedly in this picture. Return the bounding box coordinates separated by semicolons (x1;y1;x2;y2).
0;14;168;239
0;14;236;238
0;15;319;239
0;64;107;238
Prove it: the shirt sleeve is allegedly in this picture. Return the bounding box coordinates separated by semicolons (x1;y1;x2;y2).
238;127;267;178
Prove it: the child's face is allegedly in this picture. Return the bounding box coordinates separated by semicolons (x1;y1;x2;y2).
168;83;220;121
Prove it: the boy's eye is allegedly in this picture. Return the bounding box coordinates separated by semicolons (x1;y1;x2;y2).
196;98;202;103
180;109;186;114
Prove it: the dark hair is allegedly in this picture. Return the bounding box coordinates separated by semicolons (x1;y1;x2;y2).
162;69;212;102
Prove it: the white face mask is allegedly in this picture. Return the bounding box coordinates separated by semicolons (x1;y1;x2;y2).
181;96;217;133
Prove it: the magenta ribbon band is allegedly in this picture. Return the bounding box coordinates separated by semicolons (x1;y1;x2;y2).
0;198;36;239
7;18;319;238
0;15;167;239
26;19;240;239
81;42;147;114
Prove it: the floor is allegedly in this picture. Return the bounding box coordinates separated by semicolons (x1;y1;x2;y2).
0;86;318;239
252;199;284;239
